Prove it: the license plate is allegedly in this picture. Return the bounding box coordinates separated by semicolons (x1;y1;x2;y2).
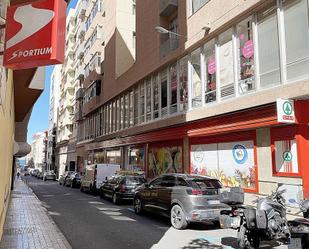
203;210;220;219
288;238;302;249
208;200;220;205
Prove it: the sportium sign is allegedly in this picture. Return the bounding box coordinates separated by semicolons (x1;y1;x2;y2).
3;0;66;69
276;98;295;124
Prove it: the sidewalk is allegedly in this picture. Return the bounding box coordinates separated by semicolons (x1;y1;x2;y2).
0;180;71;249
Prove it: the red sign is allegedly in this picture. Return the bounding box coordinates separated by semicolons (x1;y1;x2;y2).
3;0;66;69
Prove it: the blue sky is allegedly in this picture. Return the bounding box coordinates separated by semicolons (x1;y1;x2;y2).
27;0;78;143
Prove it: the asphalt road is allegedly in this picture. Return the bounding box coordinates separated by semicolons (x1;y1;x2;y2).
22;176;288;249
22;176;171;249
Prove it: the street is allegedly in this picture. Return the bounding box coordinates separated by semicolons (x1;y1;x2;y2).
22;176;288;249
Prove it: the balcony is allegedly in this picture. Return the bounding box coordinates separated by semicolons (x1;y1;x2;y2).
76;41;85;59
85;52;101;78
160;37;179;57
74;110;83;121
78;22;86;40
78;0;87;19
76;88;84;100
160;0;178;16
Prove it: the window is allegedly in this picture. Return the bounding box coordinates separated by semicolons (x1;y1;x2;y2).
129;91;134;127
120;96;124;129
133;88;139;125
237;17;255;94
133;31;136;49
179;57;188;112
139;83;145;123
170;63;178;114
191;0;209;14
150;177;162;187
161;175;176;187
125;93;129;128
132;0;136;15
219;29;235;99
161;69;168;117
257;5;281;88
153;74;159;119
284;0;309;81
204;39;216;103
191;49;202;108
116;98;120;131
145;78;152;121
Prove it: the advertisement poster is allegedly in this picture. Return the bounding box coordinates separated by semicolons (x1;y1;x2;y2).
128;148;144;171
148;146;182;178
275;139;298;174
191;141;256;190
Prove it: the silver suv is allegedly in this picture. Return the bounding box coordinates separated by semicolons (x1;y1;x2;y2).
133;173;231;229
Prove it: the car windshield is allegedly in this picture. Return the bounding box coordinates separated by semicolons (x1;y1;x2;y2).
125;176;146;185
189;178;222;189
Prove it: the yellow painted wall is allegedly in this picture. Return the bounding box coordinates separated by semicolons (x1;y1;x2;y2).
0;69;14;239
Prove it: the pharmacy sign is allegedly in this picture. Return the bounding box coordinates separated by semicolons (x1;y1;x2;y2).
277;98;295;123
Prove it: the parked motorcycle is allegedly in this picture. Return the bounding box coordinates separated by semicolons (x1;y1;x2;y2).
237;185;290;249
288;198;309;249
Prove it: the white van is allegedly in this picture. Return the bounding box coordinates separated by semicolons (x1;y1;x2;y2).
80;164;120;193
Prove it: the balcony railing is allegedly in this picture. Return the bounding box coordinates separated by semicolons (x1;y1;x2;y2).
76;88;84;100
85;52;101;78
160;37;179;57
160;0;178;16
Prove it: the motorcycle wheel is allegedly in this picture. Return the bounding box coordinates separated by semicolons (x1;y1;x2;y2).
237;224;260;249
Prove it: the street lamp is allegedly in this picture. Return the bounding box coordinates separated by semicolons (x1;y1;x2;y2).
155;26;186;38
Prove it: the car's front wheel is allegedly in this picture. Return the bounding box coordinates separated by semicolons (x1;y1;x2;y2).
134;197;143;215
171;204;188;230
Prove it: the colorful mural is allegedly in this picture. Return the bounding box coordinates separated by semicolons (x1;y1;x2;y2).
148;146;182;178
190;141;256;190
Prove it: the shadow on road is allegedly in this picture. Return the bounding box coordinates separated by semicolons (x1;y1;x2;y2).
181;238;226;249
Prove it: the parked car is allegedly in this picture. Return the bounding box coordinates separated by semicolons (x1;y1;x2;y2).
80;164;120;193
37;171;44;180
99;174;146;204
30;169;39;177
23;171;30;176
133;173;231;229
58;171;75;185
43;171;56;181
65;172;81;188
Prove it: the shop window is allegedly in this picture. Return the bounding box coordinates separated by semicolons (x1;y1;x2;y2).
133;88;139;125
106;149;121;165
148;144;182;178
219;29;235;99
257;5;281;88
153;74;160;119
191;49;202;108
146;78;152;121
190;140;256;191
179;57;188;112
284;0;309;81
128;147;144;171
237;17;255;94
204;39;216;103
139;83;145;123
170;63;178;114
271;127;300;176
161;70;168;117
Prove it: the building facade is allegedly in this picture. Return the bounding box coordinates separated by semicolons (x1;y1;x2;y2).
30;131;48;171
73;0;309;201
47;65;61;172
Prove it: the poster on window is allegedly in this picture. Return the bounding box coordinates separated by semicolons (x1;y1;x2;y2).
219;40;234;86
190;140;256;190
275;139;298;174
128;148;144;172
148;146;182;178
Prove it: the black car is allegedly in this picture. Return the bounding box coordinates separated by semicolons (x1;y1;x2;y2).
99;175;146;204
133;173;230;229
65;172;81;188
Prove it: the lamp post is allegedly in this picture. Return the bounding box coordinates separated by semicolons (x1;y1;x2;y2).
155;26;187;38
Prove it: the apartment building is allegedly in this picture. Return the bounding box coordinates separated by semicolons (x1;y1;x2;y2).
30;131;48;171
74;0;309;201
47;65;61;172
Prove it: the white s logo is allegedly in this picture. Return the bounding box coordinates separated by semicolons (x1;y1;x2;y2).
6;4;54;49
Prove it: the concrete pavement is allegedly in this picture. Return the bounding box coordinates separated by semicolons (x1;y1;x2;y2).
0;179;71;249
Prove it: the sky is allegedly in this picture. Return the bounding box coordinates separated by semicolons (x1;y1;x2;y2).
26;0;78;143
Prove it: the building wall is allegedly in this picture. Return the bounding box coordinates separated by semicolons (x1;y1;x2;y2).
0;69;14;239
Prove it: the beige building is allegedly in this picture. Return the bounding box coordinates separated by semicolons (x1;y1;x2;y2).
73;0;309;203
0;0;50;239
30;131;48;171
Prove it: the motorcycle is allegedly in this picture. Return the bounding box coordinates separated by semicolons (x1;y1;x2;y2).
288;197;309;249
237;185;290;249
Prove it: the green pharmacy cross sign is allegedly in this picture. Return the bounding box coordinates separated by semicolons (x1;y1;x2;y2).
283;151;293;162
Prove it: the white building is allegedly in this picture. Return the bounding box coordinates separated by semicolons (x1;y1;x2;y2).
30;131;47;171
47;65;61;171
